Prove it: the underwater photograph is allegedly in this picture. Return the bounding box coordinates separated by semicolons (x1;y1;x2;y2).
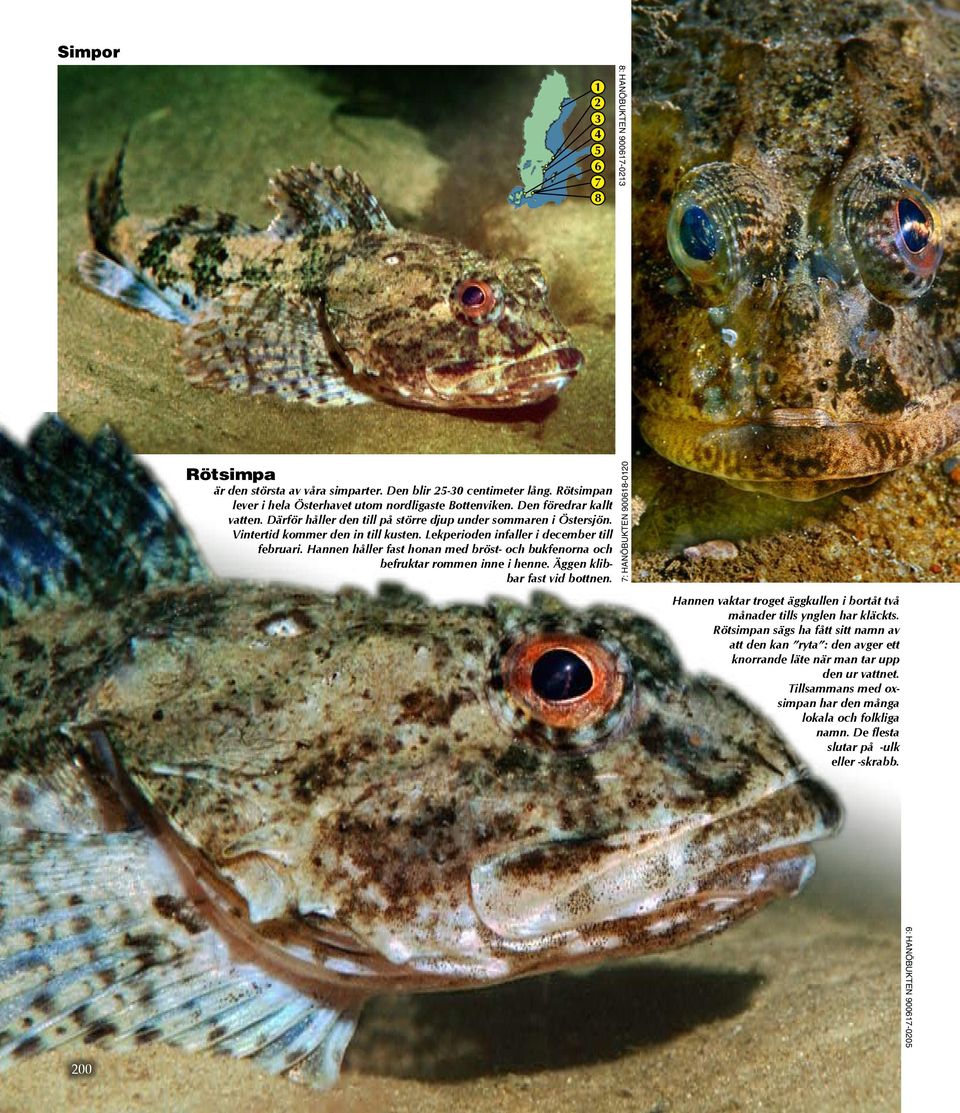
0;419;896;1112
58;65;615;455
630;0;959;582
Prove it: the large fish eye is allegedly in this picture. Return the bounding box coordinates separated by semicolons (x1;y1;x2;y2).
503;633;623;730
897;197;933;254
841;166;943;303
667;193;731;288
530;648;594;701
665;162;773;299
454;278;498;321
676;205;719;262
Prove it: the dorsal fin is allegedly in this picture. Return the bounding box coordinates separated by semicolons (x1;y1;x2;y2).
86;138;129;256
267;164;395;239
0;417;208;625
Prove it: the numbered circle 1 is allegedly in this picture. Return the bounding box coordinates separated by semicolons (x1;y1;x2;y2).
591;79;605;94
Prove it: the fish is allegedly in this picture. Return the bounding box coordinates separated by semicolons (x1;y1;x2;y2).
0;417;841;1088
77;144;584;411
632;0;960;499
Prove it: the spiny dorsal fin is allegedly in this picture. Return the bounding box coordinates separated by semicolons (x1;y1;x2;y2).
0;417;208;625
267;164;395;239
86;138;129;255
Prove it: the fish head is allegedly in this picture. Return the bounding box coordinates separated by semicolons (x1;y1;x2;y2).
324;232;584;409
445;592;841;978
633;4;960;499
82;584;840;990
636;152;960;500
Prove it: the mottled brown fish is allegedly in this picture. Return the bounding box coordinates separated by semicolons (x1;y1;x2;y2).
633;0;960;499
78;146;583;410
0;419;839;1087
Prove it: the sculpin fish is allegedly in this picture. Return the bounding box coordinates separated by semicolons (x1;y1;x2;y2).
78;145;583;410
633;0;960;499
0;419;840;1088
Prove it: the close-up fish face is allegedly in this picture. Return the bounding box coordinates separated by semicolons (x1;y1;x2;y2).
0;419;840;1089
461;597;841;965
323;235;584;409
633;0;960;500
74;587;840;985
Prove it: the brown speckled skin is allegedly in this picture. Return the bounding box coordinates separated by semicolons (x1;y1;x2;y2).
96;170;581;411
633;0;960;498
0;583;838;991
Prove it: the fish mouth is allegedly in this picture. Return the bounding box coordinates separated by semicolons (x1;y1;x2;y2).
640;390;960;499
424;345;583;407
469;776;841;951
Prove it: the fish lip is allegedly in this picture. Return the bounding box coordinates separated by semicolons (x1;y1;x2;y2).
640;389;960;494
424;345;583;404
469;775;841;943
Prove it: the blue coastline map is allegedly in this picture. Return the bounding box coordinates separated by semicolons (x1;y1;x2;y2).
508;71;591;209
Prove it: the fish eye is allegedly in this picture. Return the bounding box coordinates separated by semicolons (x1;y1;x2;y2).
667;194;730;287
677;205;719;262
454;278;498;321
665;162;773;299
897;198;932;254
255;609;314;638
503;633;624;731
841;167;943;303
530;648;594;701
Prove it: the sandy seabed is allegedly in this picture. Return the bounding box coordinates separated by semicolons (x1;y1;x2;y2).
58;66;615;456
632;449;959;583
1;886;897;1113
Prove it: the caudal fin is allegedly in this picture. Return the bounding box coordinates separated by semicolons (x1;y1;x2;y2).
80;140;196;324
86;140;128;255
77;249;194;324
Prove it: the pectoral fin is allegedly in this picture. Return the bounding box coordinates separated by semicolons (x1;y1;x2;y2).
181;287;373;406
0;828;359;1088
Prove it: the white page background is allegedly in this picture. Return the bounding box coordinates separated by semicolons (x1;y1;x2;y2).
2;2;953;1108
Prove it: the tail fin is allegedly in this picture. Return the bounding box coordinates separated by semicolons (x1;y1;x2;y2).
81;138;196;324
77;249;195;324
0;417;208;625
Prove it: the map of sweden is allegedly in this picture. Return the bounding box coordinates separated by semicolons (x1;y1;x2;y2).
509;72;584;210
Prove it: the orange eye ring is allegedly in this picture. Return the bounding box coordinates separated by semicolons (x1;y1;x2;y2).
503;634;624;730
454;278;496;319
